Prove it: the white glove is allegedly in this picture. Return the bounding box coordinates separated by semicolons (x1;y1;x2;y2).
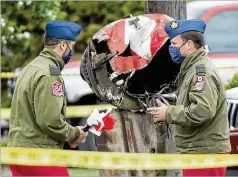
87;108;112;136
87;109;101;126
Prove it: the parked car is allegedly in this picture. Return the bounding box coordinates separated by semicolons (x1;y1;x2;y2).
187;1;238;174
187;0;238;151
226;87;238;154
187;1;238;85
226;87;238;175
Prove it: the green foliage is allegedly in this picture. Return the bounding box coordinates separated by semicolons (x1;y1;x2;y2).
68;168;99;176
1;140;8;147
1;1;144;72
225;73;238;90
1;1;145;107
62;1;145;54
1;1;66;71
1;89;12;108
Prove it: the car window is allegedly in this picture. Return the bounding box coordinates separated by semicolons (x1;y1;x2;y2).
204;9;238;53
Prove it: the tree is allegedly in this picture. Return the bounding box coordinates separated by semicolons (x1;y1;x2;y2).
1;1;66;72
1;1;145;72
145;1;186;20
225;73;238;90
1;1;66;108
1;1;144;108
62;1;144;54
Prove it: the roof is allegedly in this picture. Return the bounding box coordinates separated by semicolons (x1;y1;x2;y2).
187;1;238;19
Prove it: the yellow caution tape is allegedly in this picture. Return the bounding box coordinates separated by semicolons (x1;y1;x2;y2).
1;105;115;120
0;73;88;79
217;65;238;70
67;105;115;118
1;72;19;78
1;108;10;119
0;72;87;79
1;65;238;78
1;147;238;169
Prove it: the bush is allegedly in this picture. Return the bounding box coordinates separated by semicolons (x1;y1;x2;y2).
1;89;12;108
225;73;238;90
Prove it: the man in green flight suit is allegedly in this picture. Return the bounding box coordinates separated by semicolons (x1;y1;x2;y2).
148;19;231;176
8;20;87;176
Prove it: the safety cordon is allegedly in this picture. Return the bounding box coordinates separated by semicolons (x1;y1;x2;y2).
1;65;238;78
0;73;87;79
0;105;115;120
1;147;238;170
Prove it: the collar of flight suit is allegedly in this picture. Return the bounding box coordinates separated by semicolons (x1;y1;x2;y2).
39;47;65;71
180;46;208;74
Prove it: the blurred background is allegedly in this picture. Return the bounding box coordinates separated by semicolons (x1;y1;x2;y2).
1;1;145;107
1;0;238;176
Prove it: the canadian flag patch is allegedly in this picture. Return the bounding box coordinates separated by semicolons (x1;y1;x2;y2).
196;76;205;82
52;81;63;97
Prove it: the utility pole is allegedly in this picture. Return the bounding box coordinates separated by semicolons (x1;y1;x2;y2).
145;1;186;20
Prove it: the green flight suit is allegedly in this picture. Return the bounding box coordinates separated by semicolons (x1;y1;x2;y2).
165;47;231;154
8;48;79;149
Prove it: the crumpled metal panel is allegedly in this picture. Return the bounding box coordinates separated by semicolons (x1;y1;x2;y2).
80;13;179;111
94;14;172;74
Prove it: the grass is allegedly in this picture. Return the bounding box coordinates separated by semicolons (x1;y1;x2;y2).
68;168;99;176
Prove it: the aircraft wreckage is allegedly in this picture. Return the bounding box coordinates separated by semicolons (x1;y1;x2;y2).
80;14;181;176
80;14;180;111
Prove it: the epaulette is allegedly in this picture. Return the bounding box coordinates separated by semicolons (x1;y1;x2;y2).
195;64;206;76
50;66;61;76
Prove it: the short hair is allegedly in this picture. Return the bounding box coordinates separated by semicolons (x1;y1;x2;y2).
180;31;205;50
44;37;71;49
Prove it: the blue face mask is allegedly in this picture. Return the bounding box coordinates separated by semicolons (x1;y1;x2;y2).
168;45;186;64
62;44;73;64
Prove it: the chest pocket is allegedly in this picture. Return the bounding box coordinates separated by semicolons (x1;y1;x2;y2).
176;70;196;105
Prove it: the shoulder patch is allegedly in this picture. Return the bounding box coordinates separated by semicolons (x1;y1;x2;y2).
52;81;63;97
195;81;205;91
196;64;206;76
50;66;61;76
